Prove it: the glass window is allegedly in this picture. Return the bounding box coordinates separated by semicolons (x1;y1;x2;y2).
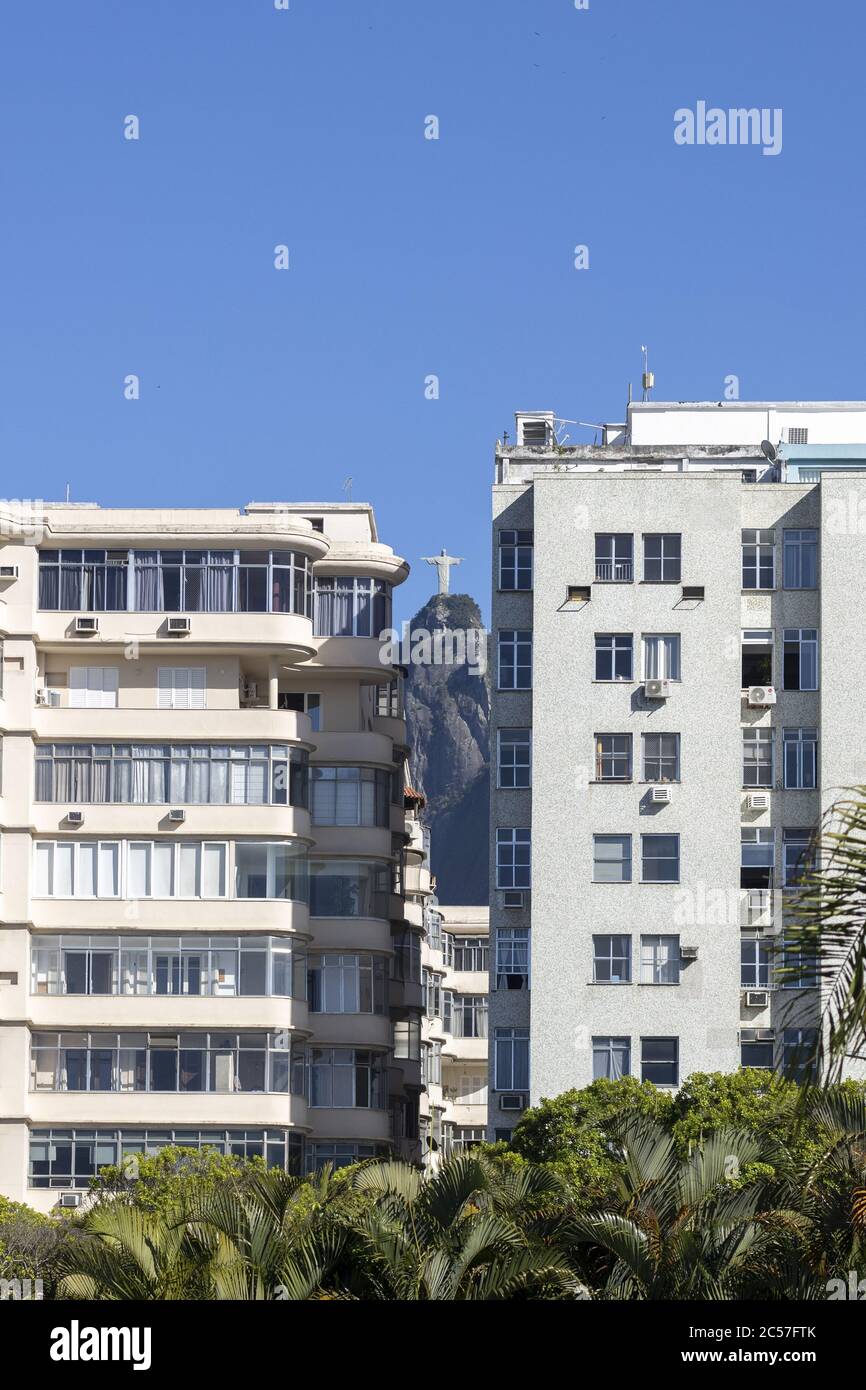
777;938;819;989
783;727;817;790
496;829;531;890
640;935;680;984
741;937;771;988
308;859;390;918
593;834;632;883
593;935;631;984
742;629;773;688
642;733;680;782
742;530;775;590
741;1038;774;1069
452;936;489;971
310;766;389;827
781;1029;818;1082
642;634;680;681
594;534;633;583
641;834;679;883
593;1036;630;1080
783;629;818;691
595;633;633;681
498;530;533;590
741;828;774;890
595;734;632;781
495;928;529;988
313;577;391;638
783;829;816;889
235;843;307;902
783;529;818;589
641;1037;678;1086
307;954;386;1014
498;729;531;789
743;728;773;787
498;631;532;690
643;534;681;583
494;1028;529;1091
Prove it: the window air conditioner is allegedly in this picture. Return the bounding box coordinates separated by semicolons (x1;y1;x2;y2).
168;808;186;823
644;679;670;700
167;617;191;636
748;686;776;707
745;990;771;1009
747;792;771;811
65;810;84;825
740;1026;774;1042
650;785;672;804
681;585;704;601
74;616;98;635
502;890;524;909
499;1094;528;1112
36;688;61;707
680;945;699;960
59;1192;82;1208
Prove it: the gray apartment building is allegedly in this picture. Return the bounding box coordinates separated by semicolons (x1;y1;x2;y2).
489;400;866;1139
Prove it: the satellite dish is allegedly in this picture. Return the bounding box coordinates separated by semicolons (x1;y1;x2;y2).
760;440;778;462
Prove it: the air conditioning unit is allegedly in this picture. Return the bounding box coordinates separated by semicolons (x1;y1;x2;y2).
745;990;771;1009
680;945;699;960
644;679;670;700
740;1026;774;1042
168;808;186;823
36;688;61;707
239;681;258;705
748;686;776;707
0;565;19;581
74;616;98;635
166;617;191;636
747;792;771;811
502;890;525;909
65;810;84;825
499;1094;528;1112
650;785;672;804
59;1191;82;1208
681;585;704;601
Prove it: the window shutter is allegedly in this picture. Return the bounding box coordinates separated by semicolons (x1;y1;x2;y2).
157;669;173;710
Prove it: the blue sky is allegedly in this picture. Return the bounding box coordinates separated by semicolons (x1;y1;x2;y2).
1;0;863;621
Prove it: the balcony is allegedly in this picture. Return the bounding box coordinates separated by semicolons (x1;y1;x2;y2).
594;560;633;583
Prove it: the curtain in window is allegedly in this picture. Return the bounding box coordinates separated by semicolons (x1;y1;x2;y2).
133;554;164;611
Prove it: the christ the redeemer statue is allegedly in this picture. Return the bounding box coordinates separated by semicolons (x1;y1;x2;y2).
423;547;463;595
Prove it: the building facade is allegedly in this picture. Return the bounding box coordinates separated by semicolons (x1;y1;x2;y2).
489;401;866;1138
0;501;427;1208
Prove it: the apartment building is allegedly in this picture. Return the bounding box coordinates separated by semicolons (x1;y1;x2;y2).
420;902;489;1165
0;501;426;1209
489;401;866;1137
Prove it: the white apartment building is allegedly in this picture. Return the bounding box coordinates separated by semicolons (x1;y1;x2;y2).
489;401;866;1137
0;501;427;1209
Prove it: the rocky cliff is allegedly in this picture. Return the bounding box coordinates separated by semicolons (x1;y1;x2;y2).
403;593;490;905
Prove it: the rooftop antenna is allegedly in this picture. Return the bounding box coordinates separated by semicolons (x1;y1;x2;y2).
342;476;353;501
640;345;654;401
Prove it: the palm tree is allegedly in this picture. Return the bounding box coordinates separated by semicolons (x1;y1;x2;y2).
55;1203;215;1300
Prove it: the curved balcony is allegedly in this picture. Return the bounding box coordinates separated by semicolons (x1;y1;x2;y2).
308;825;392;859
442;1035;487;1063
306;917;393;953
27;1092;309;1130
308;636;396;679
34;611;316;664
31;805;313;841
304;1013;391;1048
30;897;311;936
27;995;311;1035
309;731;396;765
304;1107;391;1142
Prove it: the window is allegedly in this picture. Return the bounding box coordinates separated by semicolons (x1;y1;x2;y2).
307;954;386;1014
594;733;632;781
278;691;322;732
640;935;680;984
498;729;531;788
783;728;817;790
496;828;531;890
742;728;773;787
498;530;533;590
742;529;775;589
310;767;389;826
131;841;228;899
593;935;631;984
641;1037;678;1086
495;928;529;989
35;744;308;808
783;829;816;889
642;633;681;681
642;733;680;783
593;1036;630;1080
423;968;442;1019
783;629;818;691
781;1028;818;1082
308;859;390;918
30;1127;301;1188
498;631;532;690
741;828;774;890
593;834;632;883
742;629;773;688
783;529;818;589
643;534;681;584
741;1037;774;1069
777;938;819;989
450;995;488;1039
38;549;312;615
641;834;679;883
313;577;391;637
33;841;120;898
32;935;303;999
595;633;633;681
157;668;206;710
594;533;633;583
452;936;489;972
306;1048;387;1108
31;1030;296;1095
494;1027;529;1091
392;1016;422;1060
69;667;119;709
740;937;771;988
